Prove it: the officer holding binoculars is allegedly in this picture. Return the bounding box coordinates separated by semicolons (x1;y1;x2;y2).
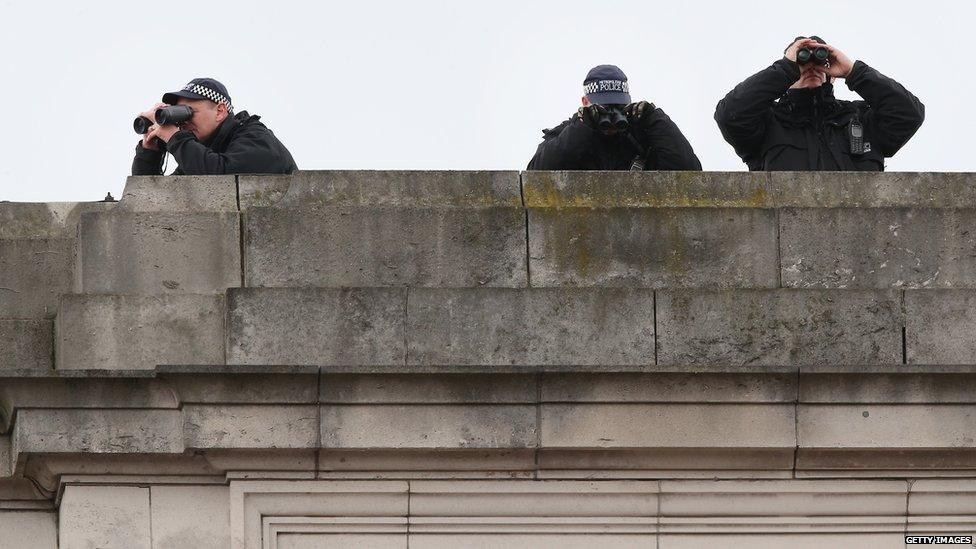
714;36;925;171
527;65;701;171
132;77;297;176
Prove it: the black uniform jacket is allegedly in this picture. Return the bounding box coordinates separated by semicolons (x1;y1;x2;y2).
527;106;702;170
132;111;298;176
714;59;924;171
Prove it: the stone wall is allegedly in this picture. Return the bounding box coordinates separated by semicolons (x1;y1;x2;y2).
2;171;975;548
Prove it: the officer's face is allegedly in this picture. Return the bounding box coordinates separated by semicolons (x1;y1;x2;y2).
791;65;828;89
176;98;228;142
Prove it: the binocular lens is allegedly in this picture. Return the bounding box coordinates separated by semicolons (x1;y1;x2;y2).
797;46;829;65
155;105;194;126
133;116;153;135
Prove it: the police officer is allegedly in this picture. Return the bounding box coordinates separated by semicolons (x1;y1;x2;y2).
528;65;701;171
133;78;297;175
714;36;924;171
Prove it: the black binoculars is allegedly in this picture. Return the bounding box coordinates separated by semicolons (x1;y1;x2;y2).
597;106;629;132
797;46;830;66
132;105;194;134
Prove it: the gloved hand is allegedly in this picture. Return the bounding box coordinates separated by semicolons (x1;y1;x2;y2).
625;101;657;126
577;104;608;129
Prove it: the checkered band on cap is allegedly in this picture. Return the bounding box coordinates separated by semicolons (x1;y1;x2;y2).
184;83;233;110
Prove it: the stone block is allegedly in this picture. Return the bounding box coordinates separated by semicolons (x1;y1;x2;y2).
183;405;318;448
278;533;406;549
657;534;903;548
320;373;537;403
78;211;240;294
906;290;976;364
781;208;976;288
657;290;903;365
541;372;796;403
767;171;976;208
244;206;526;287
320;404;537;448
57;294;225;370
241;170;522;208
150;485;230;549
541;403;795;448
407;288;655;366
0;238;75;317
161;369;319;403
0;201;113;239
799;372;976;403
908;479;976;517
408;480;659;517
59;485;150;549
14;409;182;455
528;207;777;287
798;404;976;448
658;478;907;516
117;175;238;212
522;171;773;209
226;288;406;365
0;436;9;477
0;511;58;549
0;319;51;370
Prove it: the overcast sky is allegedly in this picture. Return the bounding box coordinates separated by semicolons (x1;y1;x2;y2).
1;0;971;202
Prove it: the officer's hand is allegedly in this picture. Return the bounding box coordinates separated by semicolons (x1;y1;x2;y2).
138;102;167;150
138;102;167;125
577;104;608;129
814;43;855;78
784;38;821;63
625;101;657;126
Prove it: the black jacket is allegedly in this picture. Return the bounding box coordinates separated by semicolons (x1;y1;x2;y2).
132;111;298;176
527;106;702;170
714;59;924;171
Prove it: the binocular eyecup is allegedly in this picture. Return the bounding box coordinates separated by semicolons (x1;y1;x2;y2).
597;107;630;132
132;105;194;134
797;46;829;65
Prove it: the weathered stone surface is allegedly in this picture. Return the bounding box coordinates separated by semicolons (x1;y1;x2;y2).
239;175;291;209
183;405;318;448
57;294;225;370
659;478;908;516
906;290;976;364
320;404;537;448
242;170;522;208
161;369;319;403
523;171;976;209
0;436;9;477
799;372;976;403
226;288;406;365
78;211;240;294
244;206;526;287
150;485;230;549
116;176;238;212
0;320;51;370
541;404;796;448
409;480;659;516
0;201;113;239
0;238;75;317
541;372;796;402
59;486;150;549
657;290;903;365
407;288;655;366
798;404;976;448
528;208;777;288
321;373;537;403
14;409;182;454
0;511;57;549
781;208;976;288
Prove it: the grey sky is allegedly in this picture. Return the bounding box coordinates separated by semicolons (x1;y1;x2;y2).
1;0;970;202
